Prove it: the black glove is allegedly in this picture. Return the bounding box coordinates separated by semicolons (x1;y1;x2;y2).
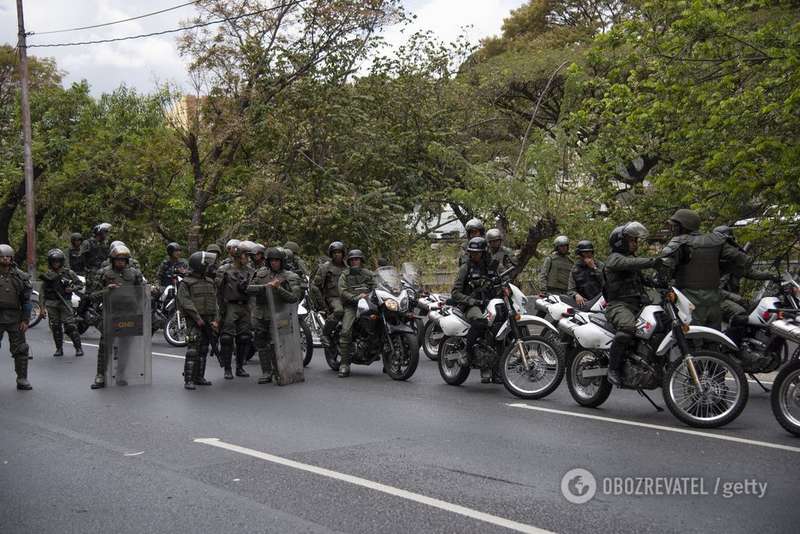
653;257;665;269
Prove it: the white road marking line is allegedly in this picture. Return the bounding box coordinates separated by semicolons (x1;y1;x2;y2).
194;438;553;534
82;343;184;360
507;403;800;454
124;451;144;456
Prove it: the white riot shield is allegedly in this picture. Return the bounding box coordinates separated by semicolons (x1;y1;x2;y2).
104;285;152;386
266;287;304;386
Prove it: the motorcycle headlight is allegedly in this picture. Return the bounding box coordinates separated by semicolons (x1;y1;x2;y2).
399;296;409;312
384;298;399;312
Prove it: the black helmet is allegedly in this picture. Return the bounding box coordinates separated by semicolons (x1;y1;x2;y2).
250;243;266;257
282;247;295;261
328;241;346;257
609;222;649;253
47;248;66;267
284;241;300;254
0;244;14;258
166;242;182;256
109;245;131;263
93;222;112;235
669;209;701;233
465;218;485;235
346;249;365;265
466;237;488;253
188;251;217;274
266;247;285;261
575;240;594;255
70;232;83;241
713;225;733;239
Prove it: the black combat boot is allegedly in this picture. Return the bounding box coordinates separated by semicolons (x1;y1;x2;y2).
195;356;212;386
235;340;250;378
184;359;196;390
15;357;32;390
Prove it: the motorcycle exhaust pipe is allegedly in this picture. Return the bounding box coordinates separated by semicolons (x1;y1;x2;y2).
769;319;800;344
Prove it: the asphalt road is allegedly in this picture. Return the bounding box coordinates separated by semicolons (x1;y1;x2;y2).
1;326;798;534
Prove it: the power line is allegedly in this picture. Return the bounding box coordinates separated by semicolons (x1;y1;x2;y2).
25;5;282;48
31;1;201;36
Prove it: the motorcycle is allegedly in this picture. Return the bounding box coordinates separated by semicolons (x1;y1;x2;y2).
433;267;565;399
157;272;189;347
770;309;800;436
323;266;419;380
296;279;317;367
400;262;448;360
561;286;749;428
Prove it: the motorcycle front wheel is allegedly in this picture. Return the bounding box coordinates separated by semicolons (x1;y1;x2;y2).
300;319;313;367
437;336;470;385
28;301;43;328
164;312;188;347
500;335;565;400
324;331;341;371
422;320;444;361
771;359;800;436
663;350;748;428
386;332;419;381
566;349;612;408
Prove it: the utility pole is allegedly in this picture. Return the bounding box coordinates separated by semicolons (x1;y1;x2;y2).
16;0;37;279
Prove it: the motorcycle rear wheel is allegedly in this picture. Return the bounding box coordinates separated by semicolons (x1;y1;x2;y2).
437;336;470;385
164;312;188;347
770;359;800;436
566;349;612;408
663;350;748;428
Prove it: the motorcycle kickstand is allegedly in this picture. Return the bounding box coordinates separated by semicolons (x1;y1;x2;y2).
637;389;664;412
748;373;770;393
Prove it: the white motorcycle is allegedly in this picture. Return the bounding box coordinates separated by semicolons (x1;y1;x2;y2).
432;267;565;399
560;286;748;428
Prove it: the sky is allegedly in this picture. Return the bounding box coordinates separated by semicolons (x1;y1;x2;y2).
0;0;526;95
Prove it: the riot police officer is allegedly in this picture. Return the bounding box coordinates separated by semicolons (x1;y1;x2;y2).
337;250;375;378
80;223;112;274
660;209;749;329
67;232;85;275
459;218;486;266
313;241;347;347
567;240;605;307
91;245;144;389
40;249;84;357
604;223;662;386
155;242;188;288
0;244;33;390
284;241;309;276
246;248;302;383
177;251;219;389
222;239;241;266
215;241;254;379
486;228;517;275
249;243;267;270
539;235;572;294
451;237;499;383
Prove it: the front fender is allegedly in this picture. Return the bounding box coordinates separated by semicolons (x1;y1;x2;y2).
655;326;739;356
496;314;557;341
386;322;416;335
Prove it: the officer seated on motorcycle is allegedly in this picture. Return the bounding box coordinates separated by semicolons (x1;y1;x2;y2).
451;236;500;384
156;242;188;289
337;249;375;378
603;222;663;387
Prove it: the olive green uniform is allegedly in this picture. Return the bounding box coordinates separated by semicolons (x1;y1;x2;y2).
0;266;32;388
660;232;748;329
539;252;573;294
337;267;375;366
215;261;254;373
313;260;345;339
93;265;144;386
177;273;218;385
604;253;659;335
489;245;517;275
40;268;84;354
246;267;302;381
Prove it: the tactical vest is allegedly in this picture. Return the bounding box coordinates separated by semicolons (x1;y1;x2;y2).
181;276;217;316
603;253;647;303
341;268;374;295
321;262;344;296
463;264;495;300
83;238;107;272
68;248;85;274
99;266;141;287
219;264;252;302
250;267;290;305
546;253;572;291
0;271;22;309
673;233;725;290
42;271;67;301
571;261;604;300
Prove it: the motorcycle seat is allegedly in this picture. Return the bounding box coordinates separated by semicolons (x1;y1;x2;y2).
589;314;616;333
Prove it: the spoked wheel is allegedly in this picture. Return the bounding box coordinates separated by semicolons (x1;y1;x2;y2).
386;333;419;381
324;331;341;371
500;335;565;400
28;301;43;328
422;320;444;361
305;313;323;348
664;350;748;428
771;359;800;436
300;320;313;367
164;312;188;347
437;336;470;385
566;349;612;407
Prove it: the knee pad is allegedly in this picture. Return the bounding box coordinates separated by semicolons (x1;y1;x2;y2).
185;348;199;361
48;317;62;331
219;334;234;349
64;322;77;335
13;342;30;359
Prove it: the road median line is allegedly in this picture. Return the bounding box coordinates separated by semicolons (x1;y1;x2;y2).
82;342;184;360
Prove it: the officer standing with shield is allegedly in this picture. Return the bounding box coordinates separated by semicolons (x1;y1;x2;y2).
246;248;303;384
